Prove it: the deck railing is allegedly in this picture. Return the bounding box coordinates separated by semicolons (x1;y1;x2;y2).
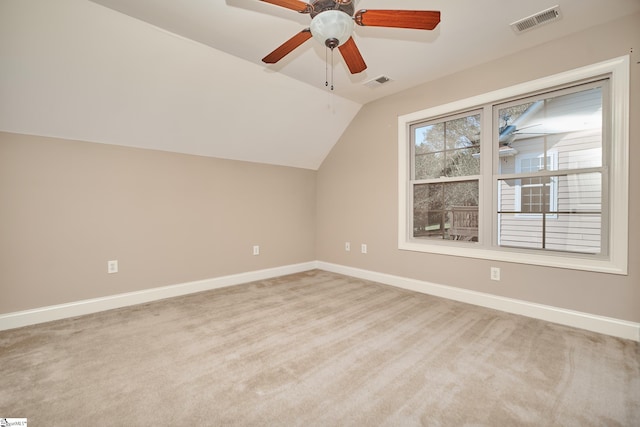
449;206;479;241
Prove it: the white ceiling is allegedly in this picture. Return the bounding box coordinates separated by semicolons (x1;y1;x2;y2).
1;0;638;169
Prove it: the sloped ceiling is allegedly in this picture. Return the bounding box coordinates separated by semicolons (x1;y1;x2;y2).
1;0;638;169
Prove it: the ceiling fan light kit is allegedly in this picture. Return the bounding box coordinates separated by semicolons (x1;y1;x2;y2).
310;9;354;48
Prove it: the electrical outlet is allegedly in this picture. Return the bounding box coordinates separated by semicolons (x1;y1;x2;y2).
253;245;260;256
490;267;501;281
345;242;350;251
361;243;367;254
107;260;118;274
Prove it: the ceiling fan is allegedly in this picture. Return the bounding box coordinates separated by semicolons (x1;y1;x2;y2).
259;0;441;74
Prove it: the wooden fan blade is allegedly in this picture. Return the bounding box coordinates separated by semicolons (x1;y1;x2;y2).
338;37;367;74
354;10;441;30
259;0;312;13
262;29;312;64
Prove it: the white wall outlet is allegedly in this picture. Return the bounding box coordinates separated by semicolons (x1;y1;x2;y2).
361;243;367;254
253;245;260;256
345;242;350;251
107;260;118;274
490;267;501;281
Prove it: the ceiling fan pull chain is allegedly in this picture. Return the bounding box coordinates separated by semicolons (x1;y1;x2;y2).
330;48;334;91
325;47;329;88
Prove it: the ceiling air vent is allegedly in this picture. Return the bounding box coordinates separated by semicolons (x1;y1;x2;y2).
511;5;561;34
364;75;392;88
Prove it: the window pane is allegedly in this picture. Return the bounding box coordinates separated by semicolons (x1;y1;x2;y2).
498;212;601;254
498;179;519;213
414;183;443;211
413;112;481;179
498;172;602;254
415;123;444;154
445;181;479;207
414;183;445;238
444;147;481;177
497;212;545;249
557;173;602;212
414;211;447;238
545;214;601;253
446;114;481;150
414;181;478;241
497;86;602;175
415;152;444;180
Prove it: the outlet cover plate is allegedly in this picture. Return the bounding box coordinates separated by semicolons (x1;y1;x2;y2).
107;260;118;274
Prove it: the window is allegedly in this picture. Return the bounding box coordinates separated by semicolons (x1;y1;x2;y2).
412;112;480;241
398;56;629;274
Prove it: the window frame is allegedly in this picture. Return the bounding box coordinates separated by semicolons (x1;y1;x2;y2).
398;56;629;274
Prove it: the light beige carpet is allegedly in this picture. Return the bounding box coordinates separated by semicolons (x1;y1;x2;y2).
1;270;638;426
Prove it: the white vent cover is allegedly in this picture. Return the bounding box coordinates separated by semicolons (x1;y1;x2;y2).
511;5;561;33
364;75;392;88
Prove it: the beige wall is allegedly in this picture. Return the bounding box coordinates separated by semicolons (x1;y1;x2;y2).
316;13;640;322
0;132;316;313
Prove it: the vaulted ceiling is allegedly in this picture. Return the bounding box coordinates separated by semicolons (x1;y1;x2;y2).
1;0;638;169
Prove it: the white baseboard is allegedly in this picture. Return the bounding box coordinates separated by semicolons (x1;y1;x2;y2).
317;262;640;342
2;260;638;342
0;262;316;332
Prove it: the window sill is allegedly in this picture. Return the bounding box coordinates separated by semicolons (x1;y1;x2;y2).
398;239;627;275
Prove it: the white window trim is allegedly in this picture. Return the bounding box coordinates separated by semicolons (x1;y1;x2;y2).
398;56;629;274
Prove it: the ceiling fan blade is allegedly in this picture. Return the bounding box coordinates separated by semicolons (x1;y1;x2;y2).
259;0;312;13
354;10;441;30
262;29;312;64
338;37;367;74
